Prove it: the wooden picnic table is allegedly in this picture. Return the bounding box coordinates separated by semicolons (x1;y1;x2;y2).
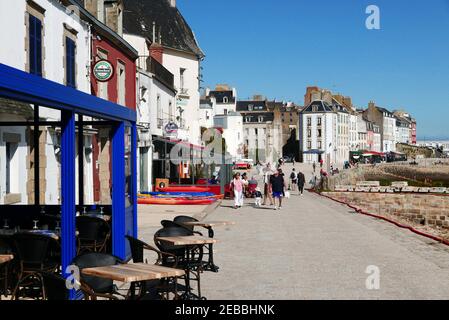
156;235;218;246
180;220;235;228
0;254;13;264
81;263;185;283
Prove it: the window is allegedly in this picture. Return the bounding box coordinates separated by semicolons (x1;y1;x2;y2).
180;68;186;90
307;129;312;138
157;95;162;128
29;14;43;76
307;117;311;126
317;141;322;149
258;116;264;123
223;97;229;103
5;143;12;194
307;141;312;149
224;109;228;115
206;111;209;120
317;129;322;138
317;117;322;126
65;37;76;88
255;128;258;135
245;116;251;122
117;61;126;106
248;104;253;111
169;101;173;120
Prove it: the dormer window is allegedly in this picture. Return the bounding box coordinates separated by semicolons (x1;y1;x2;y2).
248;104;253;111
258;116;264;123
223;96;229;103
312;105;318;112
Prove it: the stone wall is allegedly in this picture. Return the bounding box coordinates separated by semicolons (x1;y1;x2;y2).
326;167;365;190
322;192;449;229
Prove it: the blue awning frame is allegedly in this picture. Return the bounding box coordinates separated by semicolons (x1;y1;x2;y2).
303;149;325;155
0;63;138;299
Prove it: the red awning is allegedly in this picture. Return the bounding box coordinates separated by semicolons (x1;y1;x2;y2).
362;150;385;156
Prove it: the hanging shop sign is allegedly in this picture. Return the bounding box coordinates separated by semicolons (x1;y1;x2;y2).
164;121;179;139
93;60;114;82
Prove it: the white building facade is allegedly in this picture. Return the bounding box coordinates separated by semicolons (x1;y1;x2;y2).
123;0;205;145
382;111;397;152
0;0;92;204
300;100;339;166
213;112;244;161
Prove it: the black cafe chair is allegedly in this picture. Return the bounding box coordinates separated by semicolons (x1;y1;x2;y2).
76;216;111;254
41;272;70;300
174;216;219;273
11;233;60;300
71;253;123;300
126;235;184;300
154;227;205;299
160;220;203;236
0;237;12;299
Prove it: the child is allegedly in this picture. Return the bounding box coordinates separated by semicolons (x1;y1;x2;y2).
254;187;262;207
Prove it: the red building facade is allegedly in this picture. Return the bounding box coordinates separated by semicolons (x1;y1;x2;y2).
91;37;137;110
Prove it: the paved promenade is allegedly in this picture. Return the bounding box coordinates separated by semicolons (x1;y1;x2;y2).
140;163;449;299
198;187;449;299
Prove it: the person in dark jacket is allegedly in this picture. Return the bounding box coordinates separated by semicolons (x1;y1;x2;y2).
297;170;305;195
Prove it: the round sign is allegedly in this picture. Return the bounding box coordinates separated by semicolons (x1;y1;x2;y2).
93;60;114;82
164;122;179;135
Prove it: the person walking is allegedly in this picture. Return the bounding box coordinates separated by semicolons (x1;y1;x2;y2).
241;172;249;197
297;170;305;196
232;173;244;209
262;164;274;206
312;161;316;173
289;168;297;191
270;169;285;210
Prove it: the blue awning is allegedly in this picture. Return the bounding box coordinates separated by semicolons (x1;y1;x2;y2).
303;149;324;155
0;63;136;122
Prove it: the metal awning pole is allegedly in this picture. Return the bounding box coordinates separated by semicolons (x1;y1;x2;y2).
131;123;138;238
61;110;76;300
34;105;39;205
78;116;84;205
112;122;125;260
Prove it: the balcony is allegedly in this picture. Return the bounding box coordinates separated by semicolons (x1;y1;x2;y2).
146;57;175;93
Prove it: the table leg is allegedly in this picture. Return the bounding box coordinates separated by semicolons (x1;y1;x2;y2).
181;246;202;300
203;227;219;273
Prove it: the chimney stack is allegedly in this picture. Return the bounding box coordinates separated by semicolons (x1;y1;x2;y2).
149;22;163;64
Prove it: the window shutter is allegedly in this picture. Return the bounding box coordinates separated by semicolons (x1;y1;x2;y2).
66;37;76;88
29;15;42;76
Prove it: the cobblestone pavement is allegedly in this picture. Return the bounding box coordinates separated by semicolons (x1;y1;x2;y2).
199;174;449;299
141;163;449;299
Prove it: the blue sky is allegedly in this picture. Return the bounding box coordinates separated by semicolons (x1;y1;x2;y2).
178;0;449;139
